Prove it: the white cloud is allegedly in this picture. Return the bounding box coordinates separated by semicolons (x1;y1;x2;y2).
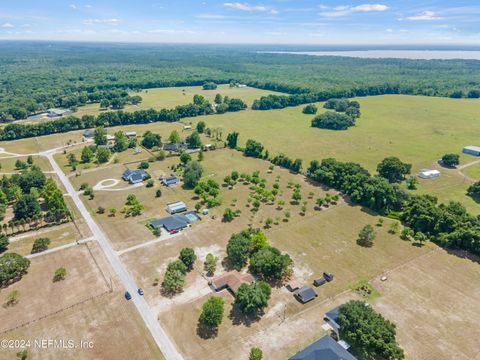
406;11;443;21
1;22;14;28
320;3;388;17
85;4;93;9
83;18;120;26
223;2;277;14
70;4;78;10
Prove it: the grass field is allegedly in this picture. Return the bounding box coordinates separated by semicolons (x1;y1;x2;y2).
0;155;52;172
72;85;282;118
0;131;86;154
2;243;164;360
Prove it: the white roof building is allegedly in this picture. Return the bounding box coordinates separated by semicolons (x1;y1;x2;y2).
418;169;441;179
166;201;187;214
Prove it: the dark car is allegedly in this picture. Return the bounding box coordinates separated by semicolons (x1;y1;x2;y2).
138;288;144;296
323;272;334;282
125;291;132;300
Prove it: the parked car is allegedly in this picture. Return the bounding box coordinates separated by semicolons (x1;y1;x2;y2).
138;288;144;296
323;272;334;282
124;291;132;300
170;229;179;235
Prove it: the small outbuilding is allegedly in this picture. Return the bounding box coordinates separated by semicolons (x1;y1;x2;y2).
163;143;187;152
166;201;187;214
83;129;95;138
463;145;480;157
286;278;301;292
125;131;137;138
324;306;341;334
47;108;71;118
313;277;327;287
160;175;178;187
289;335;357;360
183;125;192;131
418;169;441;179
295;286;317;303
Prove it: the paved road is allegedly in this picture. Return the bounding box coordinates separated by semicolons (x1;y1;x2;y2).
44;151;183;360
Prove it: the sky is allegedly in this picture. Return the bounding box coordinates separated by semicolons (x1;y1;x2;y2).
0;0;479;45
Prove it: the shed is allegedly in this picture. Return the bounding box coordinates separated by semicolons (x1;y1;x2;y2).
166;201;187;214
125;131;137;138
163;143;186;152
324;306;341;334
463;146;480;157
83;129;95;138
314;277;327;287
47;108;71;118
289;335;357;360
418;169;441;179
295;286;317;303
160;175;178;187
211;271;255;294
183;125;192;130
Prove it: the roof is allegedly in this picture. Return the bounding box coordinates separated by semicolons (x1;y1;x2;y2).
161;176;178;186
464;145;480;152
122;169;147;182
418;169;440;177
286;279;301;291
83;129;95;137
166;201;187;213
150;215;189;232
125;131;137;136
212;270;255;294
163;143;186;151
47;108;69;115
295;286;317;303
325;306;341;322
289;335;357;360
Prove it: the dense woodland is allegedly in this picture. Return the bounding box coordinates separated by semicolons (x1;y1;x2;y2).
1;42;480;121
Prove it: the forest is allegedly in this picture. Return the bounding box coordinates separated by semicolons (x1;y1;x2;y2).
1;42;480;121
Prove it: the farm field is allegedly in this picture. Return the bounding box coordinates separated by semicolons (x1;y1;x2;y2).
372;249;480;360
1;243;163;360
0;131;86;154
72;85;282;117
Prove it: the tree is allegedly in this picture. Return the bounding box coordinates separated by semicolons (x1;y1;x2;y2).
96;147;111;164
114;131;128;152
249;347;263;360
186;131;202;149
441;153;459;168
235;281;271;315
81;146;94;163
15;159;28;170
162;260;188;293
251;231;268;252
16;350;28;360
202;82;217;90
244;139;264;158
31;237;51;254
138;160;150;169
226;231;253;270
43;178;69;220
109;208;117;217
357;225;376;247
0;252;30;286
141;131;162;149
377;157;412;183
199;296;224;328
214;94;223;104
168;130;181;144
292;190;302;203
226;132;239;149
467;181;480;199
67;153;78;169
93;126;107;146
179;248;197;270
311;111;355;130
0;234;9;253
100;99;110;109
183;161;203;189
13;194;41;220
223;208;235;222
53;267;67;282
249;246;293;280
180;151;192;165
406;176;418;190
337;300;404;360
198;150;204;162
205;253;218;275
6;289;19;306
196;121;206;134
302;104;318;114
155;189;162;198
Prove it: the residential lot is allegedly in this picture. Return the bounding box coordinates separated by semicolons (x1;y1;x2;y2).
1;243;163;360
0;155;52;172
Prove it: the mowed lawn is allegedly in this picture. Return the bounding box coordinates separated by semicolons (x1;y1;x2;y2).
72;85;282;117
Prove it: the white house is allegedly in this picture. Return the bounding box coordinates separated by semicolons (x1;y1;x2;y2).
418;169;441;179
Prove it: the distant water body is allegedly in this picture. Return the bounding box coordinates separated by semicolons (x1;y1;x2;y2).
266;50;480;60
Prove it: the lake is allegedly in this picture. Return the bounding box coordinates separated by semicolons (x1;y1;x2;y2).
265;50;480;60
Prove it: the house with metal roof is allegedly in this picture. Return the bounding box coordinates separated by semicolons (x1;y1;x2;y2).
150;215;189;232
295;286;317;303
47;108;71;118
289;335;357;360
160;175;178;187
463;145;480;157
122;169;148;184
166;201;187;214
